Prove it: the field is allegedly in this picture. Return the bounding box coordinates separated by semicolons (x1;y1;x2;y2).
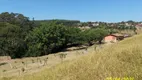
1;34;142;80
0;44;104;79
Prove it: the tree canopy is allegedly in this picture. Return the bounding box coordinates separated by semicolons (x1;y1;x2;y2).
0;12;122;59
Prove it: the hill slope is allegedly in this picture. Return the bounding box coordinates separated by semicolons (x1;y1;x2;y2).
2;34;142;80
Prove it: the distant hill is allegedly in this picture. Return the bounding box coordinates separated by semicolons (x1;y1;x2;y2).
35;19;80;27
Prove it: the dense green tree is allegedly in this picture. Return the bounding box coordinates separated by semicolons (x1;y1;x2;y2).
83;28;109;45
63;27;83;45
25;22;66;56
0;23;27;58
0;12;36;58
25;21;84;57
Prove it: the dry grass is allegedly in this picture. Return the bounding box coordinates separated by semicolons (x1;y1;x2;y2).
0;45;97;79
1;34;142;80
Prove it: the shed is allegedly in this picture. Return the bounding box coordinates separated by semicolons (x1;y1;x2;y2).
104;33;124;43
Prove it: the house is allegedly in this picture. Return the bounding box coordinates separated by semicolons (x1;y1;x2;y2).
104;33;124;43
78;26;90;30
104;35;117;43
92;23;99;26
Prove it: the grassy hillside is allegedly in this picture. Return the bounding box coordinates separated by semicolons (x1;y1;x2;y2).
1;34;142;80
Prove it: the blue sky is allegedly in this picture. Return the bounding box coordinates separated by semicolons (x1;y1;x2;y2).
0;0;142;22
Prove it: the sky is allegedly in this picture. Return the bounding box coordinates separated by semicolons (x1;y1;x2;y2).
0;0;142;22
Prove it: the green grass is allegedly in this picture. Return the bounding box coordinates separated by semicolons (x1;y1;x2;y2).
1;34;142;80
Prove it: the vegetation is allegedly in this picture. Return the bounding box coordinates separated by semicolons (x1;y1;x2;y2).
83;28;109;45
0;12;139;59
2;29;142;80
25;21;109;57
0;12;141;80
0;12;109;58
36;19;80;27
0;62;7;66
0;12;36;58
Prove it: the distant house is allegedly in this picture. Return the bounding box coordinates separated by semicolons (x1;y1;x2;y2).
104;33;124;43
92;23;99;26
78;26;90;30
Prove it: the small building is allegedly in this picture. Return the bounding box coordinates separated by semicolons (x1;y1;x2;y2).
104;33;124;43
78;26;91;30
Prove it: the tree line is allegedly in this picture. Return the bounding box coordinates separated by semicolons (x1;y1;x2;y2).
0;12;112;58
